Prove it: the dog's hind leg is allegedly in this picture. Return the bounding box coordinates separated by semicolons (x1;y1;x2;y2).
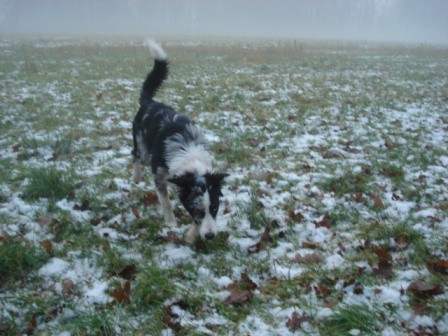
155;173;177;227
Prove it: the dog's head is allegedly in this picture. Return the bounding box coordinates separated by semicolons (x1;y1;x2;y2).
169;172;228;240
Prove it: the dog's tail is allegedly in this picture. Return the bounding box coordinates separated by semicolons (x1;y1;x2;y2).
139;40;168;106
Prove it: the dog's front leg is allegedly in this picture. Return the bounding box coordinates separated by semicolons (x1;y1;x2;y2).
155;174;177;227
185;224;199;245
133;160;143;183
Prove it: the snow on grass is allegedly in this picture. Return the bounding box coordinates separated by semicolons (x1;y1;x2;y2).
0;36;447;335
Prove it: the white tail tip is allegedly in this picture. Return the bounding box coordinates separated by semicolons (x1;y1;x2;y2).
146;40;167;61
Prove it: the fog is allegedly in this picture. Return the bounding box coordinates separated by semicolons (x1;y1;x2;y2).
1;0;447;45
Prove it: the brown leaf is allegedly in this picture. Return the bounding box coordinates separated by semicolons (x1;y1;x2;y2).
90;218;102;226
110;264;137;280
23;318;37;334
427;260;448;275
289;210;303;223
143;191;159;206
62;278;74;295
394;236;410;250
131;207;140;219
39;239;53;254
315;216;331;228
316;283;332;297
353;282;364;295
73;200;90;211
371;246;392;262
302;241;319;249
226;273;257;291
373;260;394;279
224;289;252;305
109;281;131;304
12;144;20;152
248;226;272;253
407;280;444;298
286;311;309;331
292;252;322;264
374;196;384;208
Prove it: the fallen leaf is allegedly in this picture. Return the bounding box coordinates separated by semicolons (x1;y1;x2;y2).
143;191;158;206
132;207;140;219
62;278;74;295
109;281;131;304
73;200;90;211
407;280;444;298
224;290;252;305
23;318;37;334
371;246;392;262
292;252;322;264
427;260;448;275
374;196;384;208
289;210;303;223
316;283;332;297
302;241;319;249
286;311;309;331
353;282;364;295
90;218;102;226
12;144;20;152
110;264;137;280
227;273;258;291
248;226;272;254
39;240;53;254
373;260;394;279
315;217;331;228
394;236;410;250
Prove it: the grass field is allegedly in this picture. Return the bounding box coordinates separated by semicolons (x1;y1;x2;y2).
1;36;447;335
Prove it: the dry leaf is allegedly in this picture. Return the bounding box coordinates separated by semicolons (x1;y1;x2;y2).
62;278;74;295
373;260;394;279
427;260;448;275
73;200;90;211
109;282;131;304
371;246;392;262
39;240;53;254
286;311;309;331
110;264;137;280
143;191;158;206
292;252;322;264
131;207;140;219
407;280;444;298
224;290;252;305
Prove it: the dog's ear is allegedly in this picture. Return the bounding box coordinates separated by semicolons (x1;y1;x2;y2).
168;174;195;188
205;173;229;185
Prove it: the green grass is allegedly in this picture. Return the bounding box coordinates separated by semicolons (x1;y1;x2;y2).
0;238;49;286
22;166;75;201
319;304;392;336
1;37;447;335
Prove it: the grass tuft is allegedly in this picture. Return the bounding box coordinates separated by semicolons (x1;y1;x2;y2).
22;166;75;201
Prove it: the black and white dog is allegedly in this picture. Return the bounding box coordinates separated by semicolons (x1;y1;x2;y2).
132;41;228;244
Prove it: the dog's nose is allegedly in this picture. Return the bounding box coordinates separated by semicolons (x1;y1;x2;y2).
204;232;215;240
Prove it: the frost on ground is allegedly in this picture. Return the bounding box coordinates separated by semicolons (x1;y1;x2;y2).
0;37;447;335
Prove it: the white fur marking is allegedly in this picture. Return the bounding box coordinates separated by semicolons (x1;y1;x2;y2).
146;40;167;60
199;190;217;238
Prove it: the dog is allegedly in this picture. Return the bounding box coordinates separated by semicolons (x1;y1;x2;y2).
132;41;228;244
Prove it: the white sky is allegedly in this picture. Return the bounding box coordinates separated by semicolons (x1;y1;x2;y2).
1;0;447;45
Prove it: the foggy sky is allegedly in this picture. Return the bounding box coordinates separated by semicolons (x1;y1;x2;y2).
1;0;447;45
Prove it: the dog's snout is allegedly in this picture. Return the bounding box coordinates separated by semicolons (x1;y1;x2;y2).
204;232;215;240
